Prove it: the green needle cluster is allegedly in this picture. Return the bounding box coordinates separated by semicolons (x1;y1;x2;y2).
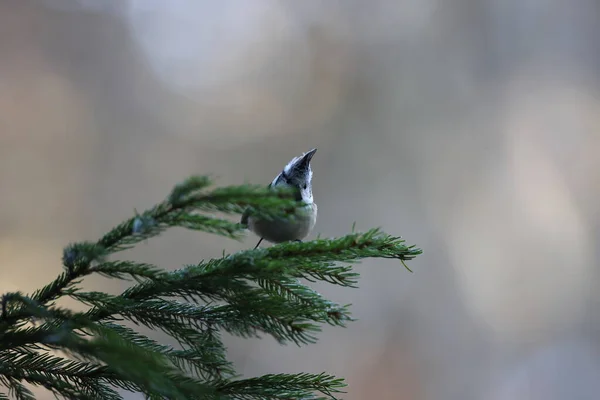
0;176;421;399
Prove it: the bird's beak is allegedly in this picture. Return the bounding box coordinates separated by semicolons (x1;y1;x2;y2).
299;148;317;167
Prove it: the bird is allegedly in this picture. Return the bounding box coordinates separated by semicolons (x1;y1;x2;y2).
241;148;318;249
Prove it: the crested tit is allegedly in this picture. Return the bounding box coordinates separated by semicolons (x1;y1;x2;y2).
241;148;318;248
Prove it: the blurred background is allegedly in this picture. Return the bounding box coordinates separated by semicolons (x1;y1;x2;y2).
1;0;600;399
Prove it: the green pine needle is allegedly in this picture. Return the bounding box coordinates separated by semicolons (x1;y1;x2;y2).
0;175;421;399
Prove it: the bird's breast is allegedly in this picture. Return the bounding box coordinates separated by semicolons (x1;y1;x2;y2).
248;203;317;243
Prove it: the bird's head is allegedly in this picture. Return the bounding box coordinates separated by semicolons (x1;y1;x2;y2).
270;148;317;204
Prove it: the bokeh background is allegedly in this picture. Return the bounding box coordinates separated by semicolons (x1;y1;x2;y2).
2;1;600;399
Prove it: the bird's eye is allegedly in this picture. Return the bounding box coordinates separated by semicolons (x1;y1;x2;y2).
302;184;307;189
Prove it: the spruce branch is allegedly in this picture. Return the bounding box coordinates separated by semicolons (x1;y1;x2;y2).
100;323;233;381
215;373;346;400
90;261;168;283
0;175;422;399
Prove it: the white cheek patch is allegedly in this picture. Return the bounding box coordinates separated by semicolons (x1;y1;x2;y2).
271;174;293;189
303;191;313;204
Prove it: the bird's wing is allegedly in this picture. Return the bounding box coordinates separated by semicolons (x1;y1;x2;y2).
240;208;250;226
241;182;273;226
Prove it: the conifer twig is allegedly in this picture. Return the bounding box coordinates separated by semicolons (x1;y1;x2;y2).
0;175;422;399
